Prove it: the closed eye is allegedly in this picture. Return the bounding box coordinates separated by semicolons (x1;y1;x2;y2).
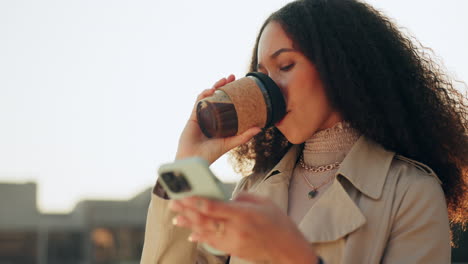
280;63;295;72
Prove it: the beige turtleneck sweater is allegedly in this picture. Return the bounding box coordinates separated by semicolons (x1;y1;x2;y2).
287;121;361;225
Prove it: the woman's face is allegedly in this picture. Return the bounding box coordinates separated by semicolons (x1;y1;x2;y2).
257;21;343;144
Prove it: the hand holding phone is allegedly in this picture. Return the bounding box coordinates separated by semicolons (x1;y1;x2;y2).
157;157;230;256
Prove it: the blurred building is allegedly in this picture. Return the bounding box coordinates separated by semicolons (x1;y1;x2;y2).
0;182;236;264
0;182;467;264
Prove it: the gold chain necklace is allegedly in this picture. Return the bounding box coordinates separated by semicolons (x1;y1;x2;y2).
298;154;340;199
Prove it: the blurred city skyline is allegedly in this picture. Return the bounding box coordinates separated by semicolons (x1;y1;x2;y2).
1;0;467;213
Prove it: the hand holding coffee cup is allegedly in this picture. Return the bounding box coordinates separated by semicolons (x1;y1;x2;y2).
175;74;263;165
197;72;286;139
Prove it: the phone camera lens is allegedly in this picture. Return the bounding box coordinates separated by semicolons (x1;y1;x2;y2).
162;172;176;183
161;171;191;193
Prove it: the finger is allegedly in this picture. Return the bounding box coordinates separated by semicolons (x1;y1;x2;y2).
187;218;232;247
187;229;218;244
212;78;227;89
187;230;214;244
179;196;248;219
233;192;269;204
212;74;236;90
176;196;209;211
193;76;231;114
173;208;205;229
189;88;217;121
187;231;202;242
168;199;188;213
172;208;223;234
223;127;262;150
226;74;235;83
196;88;216;102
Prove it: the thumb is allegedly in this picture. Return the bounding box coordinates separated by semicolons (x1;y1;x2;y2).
224;127;262;150
233;191;269;204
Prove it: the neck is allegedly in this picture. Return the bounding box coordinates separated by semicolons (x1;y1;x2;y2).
302;121;361;167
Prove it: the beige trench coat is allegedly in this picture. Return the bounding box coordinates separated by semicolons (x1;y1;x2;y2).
140;135;451;264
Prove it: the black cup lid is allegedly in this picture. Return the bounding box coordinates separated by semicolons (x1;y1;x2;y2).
246;72;286;126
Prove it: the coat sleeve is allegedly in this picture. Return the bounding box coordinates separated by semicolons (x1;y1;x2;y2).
381;173;451;264
140;176;251;264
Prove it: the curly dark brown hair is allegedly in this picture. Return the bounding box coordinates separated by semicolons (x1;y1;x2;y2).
229;0;468;233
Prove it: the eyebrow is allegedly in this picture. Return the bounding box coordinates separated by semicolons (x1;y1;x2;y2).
257;48;296;70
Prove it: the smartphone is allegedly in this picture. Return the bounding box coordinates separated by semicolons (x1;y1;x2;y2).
157;157;230;256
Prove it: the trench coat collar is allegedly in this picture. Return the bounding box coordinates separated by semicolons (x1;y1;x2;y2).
251;135;395;243
257;135;395;199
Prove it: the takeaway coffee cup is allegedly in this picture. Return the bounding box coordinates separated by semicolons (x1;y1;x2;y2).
196;72;286;138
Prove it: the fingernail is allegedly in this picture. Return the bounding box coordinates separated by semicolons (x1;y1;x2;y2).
172;217;178;226
188;235;198;242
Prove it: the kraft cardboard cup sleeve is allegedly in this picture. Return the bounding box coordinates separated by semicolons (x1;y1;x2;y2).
196;72;286;138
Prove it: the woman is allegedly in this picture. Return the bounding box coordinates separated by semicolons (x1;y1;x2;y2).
141;0;468;263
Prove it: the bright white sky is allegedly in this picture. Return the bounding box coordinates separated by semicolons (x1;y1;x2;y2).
1;0;467;213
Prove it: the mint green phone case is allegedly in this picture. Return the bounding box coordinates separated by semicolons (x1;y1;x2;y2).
157;157;230;256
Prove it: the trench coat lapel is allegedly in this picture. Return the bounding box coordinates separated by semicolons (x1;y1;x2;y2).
297;179;366;242
298;135;397;242
249;135;394;243
250;144;301;213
